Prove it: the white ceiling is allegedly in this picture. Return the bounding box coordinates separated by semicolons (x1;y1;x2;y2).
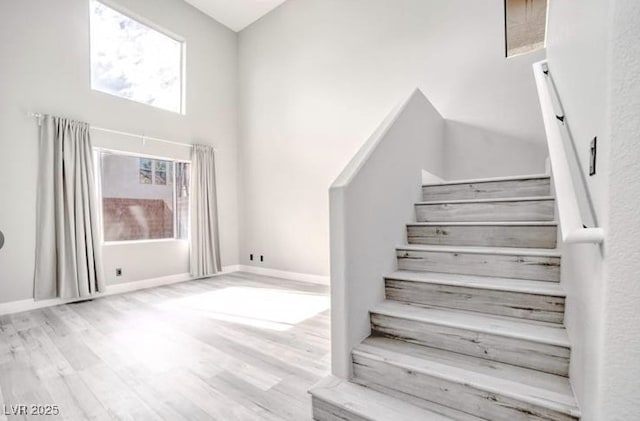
184;0;288;32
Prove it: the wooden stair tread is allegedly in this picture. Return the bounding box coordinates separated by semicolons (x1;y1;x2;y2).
385;270;566;296
407;221;558;226
371;301;570;348
423;174;550;187
397;244;561;257
309;375;464;420
416;196;555;205
313;169;580;418
354;337;580;418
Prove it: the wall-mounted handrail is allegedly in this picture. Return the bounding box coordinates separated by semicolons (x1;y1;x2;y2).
533;60;604;244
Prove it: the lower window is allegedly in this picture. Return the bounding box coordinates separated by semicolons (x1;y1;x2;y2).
99;150;190;242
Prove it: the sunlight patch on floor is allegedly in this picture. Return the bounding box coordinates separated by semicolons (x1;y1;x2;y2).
159;286;329;331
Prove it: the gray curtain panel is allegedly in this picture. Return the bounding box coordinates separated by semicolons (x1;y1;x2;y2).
34;115;105;300
190;145;222;277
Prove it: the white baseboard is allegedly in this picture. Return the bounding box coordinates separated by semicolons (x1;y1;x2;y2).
107;272;195;295
0;265;327;316
221;264;242;273
236;265;330;286
0;266;240;316
0;297;80;317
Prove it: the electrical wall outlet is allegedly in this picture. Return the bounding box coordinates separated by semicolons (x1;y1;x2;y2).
115;268;123;277
260;255;264;262
250;254;254;261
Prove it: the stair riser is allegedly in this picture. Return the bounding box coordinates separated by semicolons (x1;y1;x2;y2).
352;353;578;421
415;200;555;222
311;397;369;421
422;178;551;201
370;314;570;376
396;249;561;282
385;280;565;323
407;225;557;249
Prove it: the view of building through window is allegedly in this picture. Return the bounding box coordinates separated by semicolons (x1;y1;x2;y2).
100;151;189;242
90;0;184;113
505;0;547;57
138;158;170;185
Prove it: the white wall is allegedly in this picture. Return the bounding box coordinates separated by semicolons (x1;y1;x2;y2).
330;90;444;377
545;1;609;418
238;0;548;277
599;0;640;418
445;120;548;180
0;0;239;303
557;242;605;420
547;0;640;418
546;0;609;223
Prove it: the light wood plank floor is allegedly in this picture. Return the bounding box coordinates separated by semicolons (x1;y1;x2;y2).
0;272;330;420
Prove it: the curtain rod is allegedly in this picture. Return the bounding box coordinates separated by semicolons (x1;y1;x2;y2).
27;112;217;151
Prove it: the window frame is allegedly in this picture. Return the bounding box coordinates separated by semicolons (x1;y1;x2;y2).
89;0;187;114
95;147;191;245
503;0;549;58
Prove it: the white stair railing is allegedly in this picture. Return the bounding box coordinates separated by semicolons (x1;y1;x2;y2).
533;60;604;244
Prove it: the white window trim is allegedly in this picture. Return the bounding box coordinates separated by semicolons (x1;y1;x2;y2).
504;0;548;58
95;147;191;245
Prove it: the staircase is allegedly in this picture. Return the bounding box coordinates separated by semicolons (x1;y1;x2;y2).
310;174;581;420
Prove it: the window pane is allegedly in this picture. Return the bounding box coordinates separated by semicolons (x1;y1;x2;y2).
101;151;179;241
139;158;152;184
505;0;547;57
90;0;183;113
154;160;169;185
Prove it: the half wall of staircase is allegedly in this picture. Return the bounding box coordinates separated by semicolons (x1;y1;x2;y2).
329;88;445;377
